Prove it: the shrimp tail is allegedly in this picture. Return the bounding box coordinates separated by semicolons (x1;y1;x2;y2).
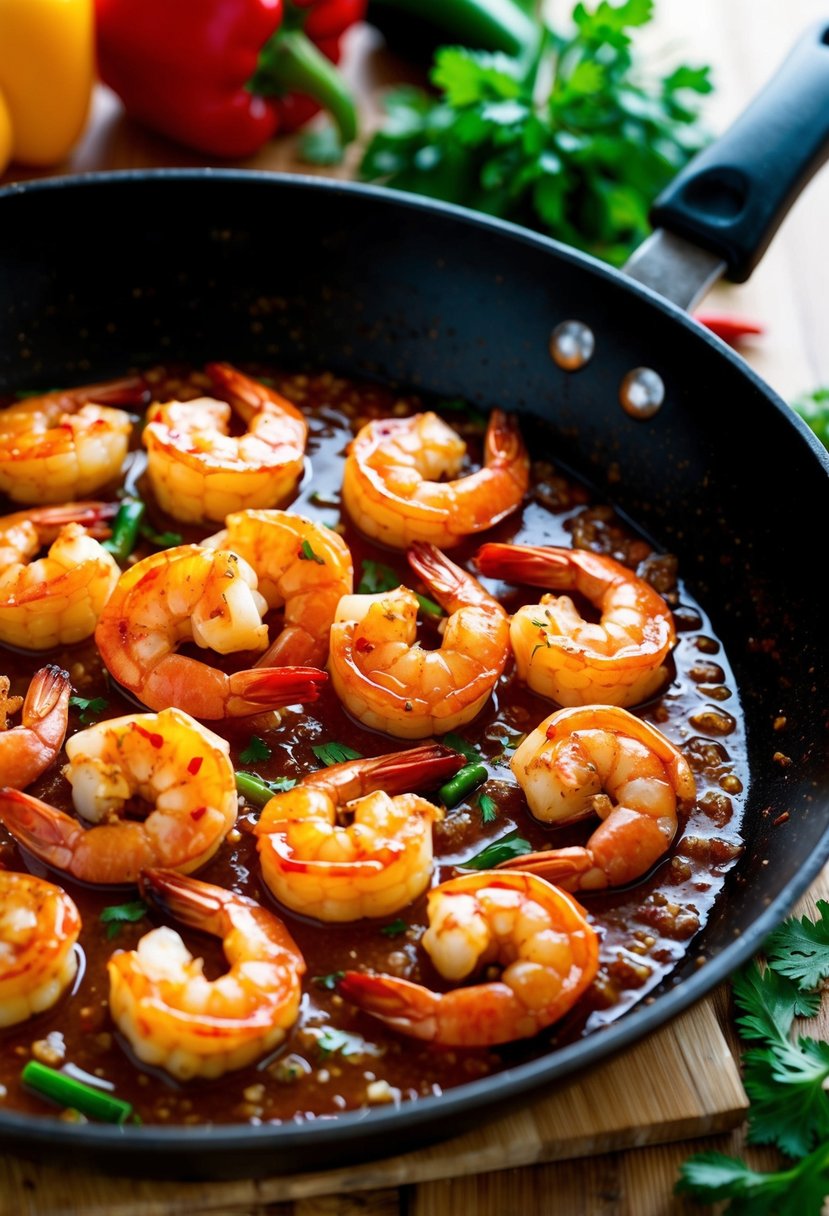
497;848;597;890
315;742;466;801
226;667;328;715
338;971;440;1041
407;542;490;613
140;867;226;932
0;789;81;873
23;664;71;729
77;376;151;409
31;501;120;541
475;542;565;586
486;409;527;469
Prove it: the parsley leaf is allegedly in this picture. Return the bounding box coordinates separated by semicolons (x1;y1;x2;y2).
443;732;481;764
358;559;400;595
69;695;108;724
478;793;499;824
100;900;149;940
791;387;829;449
239;736;271;765
299;539;325;565
359;1;713;267
313;971;345;991
765;899;829;991
380;918;408;938
463;830;531;869
312;741;363;767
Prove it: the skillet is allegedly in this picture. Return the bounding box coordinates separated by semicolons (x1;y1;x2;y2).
0;18;827;1182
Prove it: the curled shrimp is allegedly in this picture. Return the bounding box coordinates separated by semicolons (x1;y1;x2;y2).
328;541;510;738
143;362;308;524
341;409;530;549
0;501;121;650
475;543;676;708
339;871;598;1046
202;508;353;667
0;870;81;1028
255;743;465;922
0;708;238;884
0;376;148;504
0;665;71;790
108;868;305;1080
503;705;696;891
94;544;327;719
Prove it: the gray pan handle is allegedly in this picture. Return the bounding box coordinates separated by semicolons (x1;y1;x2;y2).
624;19;829;311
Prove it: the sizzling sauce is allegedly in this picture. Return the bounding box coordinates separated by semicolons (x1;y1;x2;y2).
0;365;746;1127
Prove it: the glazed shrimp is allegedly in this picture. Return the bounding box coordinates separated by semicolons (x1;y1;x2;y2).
502;705;696;891
0;502;121;650
339;871;598;1046
0;666;71;789
328;541;510;738
255;743;465;922
202;508;353;667
0;377;148;504
0;871;81;1028
476;543;676;708
94;544;327;719
341;409;530;549
108;868;305;1080
143;362;308;524
0;708;238;884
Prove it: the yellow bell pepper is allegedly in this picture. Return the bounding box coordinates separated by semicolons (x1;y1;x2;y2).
0;0;95;175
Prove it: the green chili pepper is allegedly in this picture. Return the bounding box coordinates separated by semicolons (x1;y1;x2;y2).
102;498;146;562
439;761;488;808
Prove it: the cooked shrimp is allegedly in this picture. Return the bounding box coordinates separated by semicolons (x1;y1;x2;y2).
108;868;305;1080
503;705;696;891
341;409;530;549
143;362;308;524
476;543;676;708
0;666;71;789
0;377;148;504
0;708;238;884
0;870;81;1028
255;743;465;922
94;544;327;719
0;502;121;650
328;541;510;738
202;508;353;667
339;871;598;1046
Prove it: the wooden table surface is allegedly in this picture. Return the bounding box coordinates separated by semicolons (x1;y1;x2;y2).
2;1;829;1212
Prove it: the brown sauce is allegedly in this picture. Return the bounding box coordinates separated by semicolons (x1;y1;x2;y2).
0;365;747;1127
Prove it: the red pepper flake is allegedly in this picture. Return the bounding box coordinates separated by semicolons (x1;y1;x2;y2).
773;812;790;827
355;636;374;653
187;756;203;775
133;724;164;749
190;806;207;821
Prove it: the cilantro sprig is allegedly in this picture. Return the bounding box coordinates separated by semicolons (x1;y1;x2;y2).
358;0;713;266
676;900;829;1210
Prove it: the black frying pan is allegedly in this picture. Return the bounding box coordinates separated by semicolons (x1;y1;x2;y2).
0;19;827;1182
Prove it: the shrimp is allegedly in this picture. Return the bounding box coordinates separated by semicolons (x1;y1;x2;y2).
328;541;510;738
202;508;353;667
0;665;71;790
0;708;238;884
475;543;676;708
94;544;327;720
0;376;148;504
339;871;598;1046
0;502;121;650
503;705;696;891
341;409;530;549
143;362;308;524
0;871;81;1028
255;743;465;922
108;868;305;1080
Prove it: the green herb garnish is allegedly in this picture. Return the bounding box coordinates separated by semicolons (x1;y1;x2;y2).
358;559;400;595
102;498;146;562
316;1026;366;1059
463;830;532;869
299;539;325;565
313;971;346;991
478;793;499;824
235;771;297;807
239;736;272;765
138;520;184;548
791;388;829;450
380;918;408;938
443;732;482;764
69;695;108;724
312;741;363;767
415;593;444;618
100;900;149;940
22;1061;134;1125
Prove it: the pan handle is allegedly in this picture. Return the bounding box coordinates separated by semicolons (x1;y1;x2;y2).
624;20;829;308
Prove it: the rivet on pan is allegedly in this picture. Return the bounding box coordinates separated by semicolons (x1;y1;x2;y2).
549;320;595;370
620;368;665;419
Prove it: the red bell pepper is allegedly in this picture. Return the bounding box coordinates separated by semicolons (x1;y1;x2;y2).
94;0;366;158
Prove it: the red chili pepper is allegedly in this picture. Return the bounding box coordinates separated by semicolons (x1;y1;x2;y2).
694;312;765;347
94;0;366;158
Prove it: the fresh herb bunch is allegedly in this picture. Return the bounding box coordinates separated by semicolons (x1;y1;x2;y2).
356;0;713;265
792;387;829;450
676;900;829;1213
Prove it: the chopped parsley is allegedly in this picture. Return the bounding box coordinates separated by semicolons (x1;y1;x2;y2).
100;900;149;940
69;695;109;724
312;741;363;767
239;735;272;765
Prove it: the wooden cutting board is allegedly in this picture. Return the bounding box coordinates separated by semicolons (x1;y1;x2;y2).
1;991;747;1216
